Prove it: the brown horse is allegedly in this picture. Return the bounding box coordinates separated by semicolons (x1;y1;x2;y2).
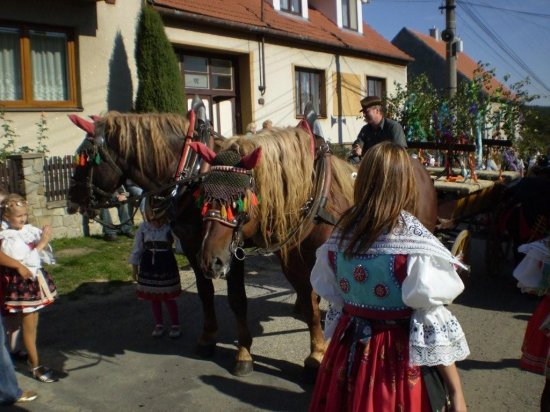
191;130;438;378
67;110;234;361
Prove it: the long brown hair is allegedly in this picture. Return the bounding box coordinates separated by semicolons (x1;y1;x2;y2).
338;142;418;256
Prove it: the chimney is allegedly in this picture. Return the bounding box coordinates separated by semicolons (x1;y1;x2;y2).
429;26;441;41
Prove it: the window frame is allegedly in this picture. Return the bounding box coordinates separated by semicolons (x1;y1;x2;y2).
341;0;358;31
0;21;79;110
181;53;235;97
294;66;326;118
280;0;302;16
366;76;387;99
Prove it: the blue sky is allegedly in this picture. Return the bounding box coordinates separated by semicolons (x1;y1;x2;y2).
363;0;550;106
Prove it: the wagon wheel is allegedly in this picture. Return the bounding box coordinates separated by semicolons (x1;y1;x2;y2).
451;229;471;285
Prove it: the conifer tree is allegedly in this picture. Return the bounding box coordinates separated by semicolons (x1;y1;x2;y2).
134;5;185;113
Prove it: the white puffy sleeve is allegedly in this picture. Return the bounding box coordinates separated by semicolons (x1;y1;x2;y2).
513;239;550;294
310;242;344;339
128;224;146;265
402;255;470;366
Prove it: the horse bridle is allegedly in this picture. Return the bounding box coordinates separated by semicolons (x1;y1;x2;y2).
201;141;335;261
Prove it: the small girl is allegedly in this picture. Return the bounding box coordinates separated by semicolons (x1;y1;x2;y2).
0;194;57;383
513;237;550;375
128;198;181;338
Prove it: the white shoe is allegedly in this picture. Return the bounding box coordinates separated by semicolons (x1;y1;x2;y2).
152;324;164;338
169;325;181;339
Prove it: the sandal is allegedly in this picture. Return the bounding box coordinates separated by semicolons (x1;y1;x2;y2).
30;365;58;383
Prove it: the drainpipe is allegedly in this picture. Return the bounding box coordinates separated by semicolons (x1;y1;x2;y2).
336;54;343;144
258;1;266;97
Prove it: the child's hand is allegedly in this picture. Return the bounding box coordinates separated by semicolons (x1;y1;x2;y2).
41;225;52;242
17;264;33;279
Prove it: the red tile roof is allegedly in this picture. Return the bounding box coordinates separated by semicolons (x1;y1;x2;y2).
152;0;412;63
410;29;505;93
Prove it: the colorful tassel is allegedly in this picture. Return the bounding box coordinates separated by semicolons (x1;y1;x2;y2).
226;206;234;222
74;154;80;165
243;196;249;212
220;204;227;219
201;202;209;216
79;154;86;166
250;192;259;206
237;198;244;212
94;153;101;165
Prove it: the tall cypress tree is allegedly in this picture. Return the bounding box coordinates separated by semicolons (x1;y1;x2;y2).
134;5;185;113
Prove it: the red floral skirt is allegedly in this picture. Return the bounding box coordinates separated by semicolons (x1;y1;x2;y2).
521;294;550;374
309;313;431;412
1;267;57;313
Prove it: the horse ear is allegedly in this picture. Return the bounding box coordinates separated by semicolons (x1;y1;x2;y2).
68;114;95;136
189;142;217;164
240;147;262;170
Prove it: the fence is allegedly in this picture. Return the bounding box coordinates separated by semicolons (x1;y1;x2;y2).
0;153;100;238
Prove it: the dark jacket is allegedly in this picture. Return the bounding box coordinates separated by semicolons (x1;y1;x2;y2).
354;118;407;153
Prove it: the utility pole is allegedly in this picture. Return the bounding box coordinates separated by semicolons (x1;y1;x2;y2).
441;0;457;99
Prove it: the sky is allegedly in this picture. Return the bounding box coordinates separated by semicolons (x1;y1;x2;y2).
362;0;550;106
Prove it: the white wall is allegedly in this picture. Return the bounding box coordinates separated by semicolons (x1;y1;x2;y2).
2;0;142;157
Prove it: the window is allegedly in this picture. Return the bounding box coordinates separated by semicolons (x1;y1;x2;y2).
183;55;233;92
0;23;78;109
295;68;325;117
366;76;386;98
280;0;302;15
341;0;358;31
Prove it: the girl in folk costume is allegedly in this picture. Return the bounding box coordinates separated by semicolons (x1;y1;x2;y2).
513;237;550;375
129;198;182;338
0;194;57;383
309;142;469;412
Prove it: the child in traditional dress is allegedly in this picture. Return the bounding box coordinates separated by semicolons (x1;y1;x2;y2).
0;194;57;383
513;237;550;376
129;198;182;338
309;142;469;412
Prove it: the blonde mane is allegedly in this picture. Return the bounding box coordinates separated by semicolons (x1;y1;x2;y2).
95;112;190;181
222;127;355;258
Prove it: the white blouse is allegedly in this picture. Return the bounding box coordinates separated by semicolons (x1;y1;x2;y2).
513;238;550;295
128;222;174;265
312;243;470;367
0;224;55;278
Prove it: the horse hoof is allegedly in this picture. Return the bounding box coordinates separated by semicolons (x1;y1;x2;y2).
232;360;254;376
302;364;319;384
196;342;216;358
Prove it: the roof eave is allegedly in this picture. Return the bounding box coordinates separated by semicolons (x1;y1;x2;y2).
152;4;412;66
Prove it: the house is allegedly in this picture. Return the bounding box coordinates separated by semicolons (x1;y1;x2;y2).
1;0;412;156
391;27;504;97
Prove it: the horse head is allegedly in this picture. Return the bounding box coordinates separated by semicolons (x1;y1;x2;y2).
189;141;262;279
67;114;125;217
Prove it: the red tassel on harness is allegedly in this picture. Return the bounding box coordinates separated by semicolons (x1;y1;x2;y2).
250;192;259;206
80;154;87;166
201;202;209;216
226;206;234;222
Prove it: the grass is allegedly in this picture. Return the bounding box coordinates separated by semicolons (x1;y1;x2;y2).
47;235;189;297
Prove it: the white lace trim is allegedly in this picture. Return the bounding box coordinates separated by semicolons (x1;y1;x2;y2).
409;308;470;366
323;304;342;339
410;338;470;367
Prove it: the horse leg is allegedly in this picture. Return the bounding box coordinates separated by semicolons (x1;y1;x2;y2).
281;258;326;383
226;258;253;376
185;250;218;357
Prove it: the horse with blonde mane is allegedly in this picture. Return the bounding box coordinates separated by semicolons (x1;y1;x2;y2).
192;126;356;378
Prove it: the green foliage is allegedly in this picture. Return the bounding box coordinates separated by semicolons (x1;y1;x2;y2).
386;63;539;147
517;106;550;157
0;111;50;160
49;235;189;297
134;6;186;114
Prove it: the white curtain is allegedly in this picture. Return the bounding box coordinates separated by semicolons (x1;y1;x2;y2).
0;27;22;101
30;30;68;101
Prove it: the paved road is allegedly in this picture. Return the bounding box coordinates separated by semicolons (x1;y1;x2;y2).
5;236;545;411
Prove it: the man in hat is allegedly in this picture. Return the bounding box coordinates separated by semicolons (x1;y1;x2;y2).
353;96;407;158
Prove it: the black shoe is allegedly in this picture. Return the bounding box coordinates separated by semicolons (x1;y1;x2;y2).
103;234;118;242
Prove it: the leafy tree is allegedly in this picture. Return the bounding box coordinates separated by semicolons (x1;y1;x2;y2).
134;5;185;113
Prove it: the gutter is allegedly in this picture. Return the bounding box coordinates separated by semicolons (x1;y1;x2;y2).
151;4;412;66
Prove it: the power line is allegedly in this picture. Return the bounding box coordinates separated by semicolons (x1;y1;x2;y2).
458;1;550;94
459;1;550;18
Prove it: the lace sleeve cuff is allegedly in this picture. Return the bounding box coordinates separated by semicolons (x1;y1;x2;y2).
323;303;342;339
409;306;470;366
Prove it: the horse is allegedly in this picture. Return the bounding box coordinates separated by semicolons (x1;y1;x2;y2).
66;107;236;363
190;129;438;378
